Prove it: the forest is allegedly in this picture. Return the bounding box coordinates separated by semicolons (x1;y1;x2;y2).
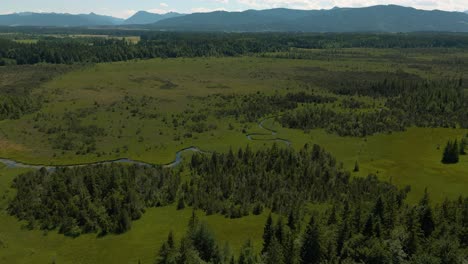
2;32;468;65
280;78;468;136
8;145;467;263
8;164;179;235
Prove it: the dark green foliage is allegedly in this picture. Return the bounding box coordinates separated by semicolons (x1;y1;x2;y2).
281;106;406;137
281;78;468;136
262;214;274;254
3;32;468;66
353;161;359;172
418;191;435;238
157;231;178;264
442;140;460;164
177;197;186;210
263;237;285;264
187;144;402;217
8;164;180;235
300;216;321;264
238;240;258;264
158;214;226;264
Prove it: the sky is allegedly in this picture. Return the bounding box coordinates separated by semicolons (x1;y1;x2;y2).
0;0;467;18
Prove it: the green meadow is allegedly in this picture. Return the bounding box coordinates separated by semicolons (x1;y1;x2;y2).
0;48;467;263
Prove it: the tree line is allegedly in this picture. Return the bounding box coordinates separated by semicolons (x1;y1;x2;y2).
3;32;468;65
280;78;468;136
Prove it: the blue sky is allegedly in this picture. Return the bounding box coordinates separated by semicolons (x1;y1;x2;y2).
0;0;466;18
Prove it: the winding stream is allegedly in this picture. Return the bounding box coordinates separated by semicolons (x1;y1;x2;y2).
0;116;290;170
246;117;292;147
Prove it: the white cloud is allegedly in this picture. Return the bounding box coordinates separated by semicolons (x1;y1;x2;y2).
191;7;227;13
116;9;137;18
235;0;468;11
147;8;170;14
160;3;169;7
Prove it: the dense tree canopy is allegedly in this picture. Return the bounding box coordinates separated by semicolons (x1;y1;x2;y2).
8;165;180;236
2;32;468;65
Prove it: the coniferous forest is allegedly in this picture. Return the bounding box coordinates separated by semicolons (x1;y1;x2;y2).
8;145;468;263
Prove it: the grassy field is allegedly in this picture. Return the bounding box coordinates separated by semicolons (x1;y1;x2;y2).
0;53;466;201
0;49;467;263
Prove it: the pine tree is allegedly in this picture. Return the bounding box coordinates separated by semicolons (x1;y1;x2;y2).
327;205;337;225
262;214;274;254
275;218;285;245
177;196;185;210
192;223;218;262
419;190;435;237
372;197;385;221
353;161;360;172
442;140;459;164
157;231;177;264
300;216;321;264
238;240;258;264
287;211;298;232
363;215;374;237
264;237;285;264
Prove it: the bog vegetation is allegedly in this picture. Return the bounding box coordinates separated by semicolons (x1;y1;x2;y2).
0;30;467;263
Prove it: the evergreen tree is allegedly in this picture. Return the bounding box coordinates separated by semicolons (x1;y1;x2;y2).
263;237;285;264
177;196;185;210
192;223;218;262
275;218;286;245
419;191;435;238
262;214;274;254
442;140;459;164
157;231;178;264
353;161;360;172
300;216;322;264
238;240;258;264
287;211;298;232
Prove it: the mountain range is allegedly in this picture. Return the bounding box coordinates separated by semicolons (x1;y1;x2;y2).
151;5;468;32
1;5;468;32
124;11;183;25
0;12;124;27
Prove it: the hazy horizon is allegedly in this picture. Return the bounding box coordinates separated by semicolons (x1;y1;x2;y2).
0;1;466;19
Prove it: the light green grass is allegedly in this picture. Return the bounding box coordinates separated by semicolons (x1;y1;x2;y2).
266;118;468;203
1;56;467;202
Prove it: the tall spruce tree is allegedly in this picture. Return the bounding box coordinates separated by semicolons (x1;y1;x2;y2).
353;161;360;172
238;240;258;264
419;190;435;238
262;214;274;254
300;216;322;264
263;237;285;264
157;231;178;264
442;140;459;164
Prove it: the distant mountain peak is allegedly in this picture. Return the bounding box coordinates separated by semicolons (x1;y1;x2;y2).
124;10;184;25
0;12;124;27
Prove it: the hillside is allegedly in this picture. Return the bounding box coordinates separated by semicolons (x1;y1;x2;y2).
152;5;468;32
124;11;183;25
0;12;124;27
